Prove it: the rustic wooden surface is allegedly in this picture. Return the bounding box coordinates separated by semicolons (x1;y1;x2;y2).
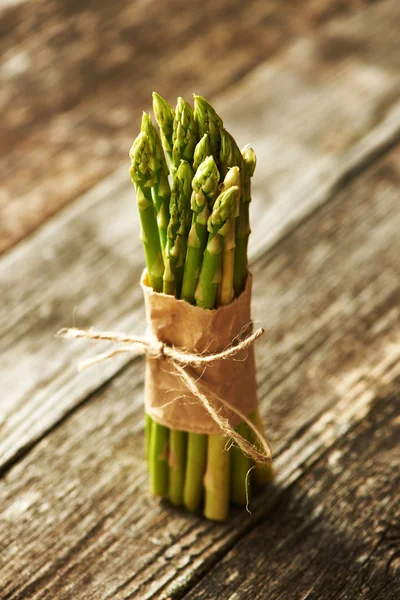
1;0;400;598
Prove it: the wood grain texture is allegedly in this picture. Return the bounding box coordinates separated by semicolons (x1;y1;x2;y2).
0;0;382;253
1;142;399;599
1;0;400;474
184;394;400;600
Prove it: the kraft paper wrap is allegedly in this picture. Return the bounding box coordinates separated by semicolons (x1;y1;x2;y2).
140;270;259;434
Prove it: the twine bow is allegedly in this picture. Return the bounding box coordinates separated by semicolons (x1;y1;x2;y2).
56;326;272;465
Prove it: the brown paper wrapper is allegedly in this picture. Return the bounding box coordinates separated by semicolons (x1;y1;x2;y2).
140;270;259;434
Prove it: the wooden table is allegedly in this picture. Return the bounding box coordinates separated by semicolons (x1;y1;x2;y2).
1;1;400;598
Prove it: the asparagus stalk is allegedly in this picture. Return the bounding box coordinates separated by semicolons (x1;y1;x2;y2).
230;144;258;503
195;186;238;310
183;432;207;513
169;429;187;506
204;434;231;521
149;420;169;497
193;134;212;172
217;166;240;307
193;95;223;167
141;112;171;257
213;167;252;506
220;136;258;503
163;160;193;297
219;128;248;298
129;132;164;292
194;186;238;521
215;167;253;506
172;97;198;171
181;156;220;304
233;144;256;296
180;155;220;512
152;92;175;166
130;131;169;497
165;153;195;505
219;128;243;178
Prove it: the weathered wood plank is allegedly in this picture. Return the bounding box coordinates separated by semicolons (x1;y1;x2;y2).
183;394;400;600
0;0;379;253
1;143;399;599
1;0;400;474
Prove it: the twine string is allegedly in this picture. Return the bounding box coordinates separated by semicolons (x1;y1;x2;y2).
56;326;272;464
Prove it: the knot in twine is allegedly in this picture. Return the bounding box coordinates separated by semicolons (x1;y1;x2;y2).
56;326;272;465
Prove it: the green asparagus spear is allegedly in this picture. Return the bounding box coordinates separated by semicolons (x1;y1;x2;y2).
168;429;187;506
167;111;198;504
163;160;193;297
129;132;164;292
218;166;240;307
183;432;207;513
204;434;231;521
219;128;243;178
219;128;253;296
180;155;220;512
210;168;248;510
196;185;238;520
193;134;212;172
152;92;175;165
230;144;258;503
172;97;198;170
141;112;171;257
181;156;220;304
149;420;169;497
233;144;256;296
220;137;256;503
194;183;236;306
130;131;169;497
195;185;238;310
193;95;223;166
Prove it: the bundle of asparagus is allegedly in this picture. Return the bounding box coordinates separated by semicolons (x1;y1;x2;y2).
130;93;272;521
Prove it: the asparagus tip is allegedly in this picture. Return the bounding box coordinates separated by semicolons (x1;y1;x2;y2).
208;185;238;230
241;144;257;177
